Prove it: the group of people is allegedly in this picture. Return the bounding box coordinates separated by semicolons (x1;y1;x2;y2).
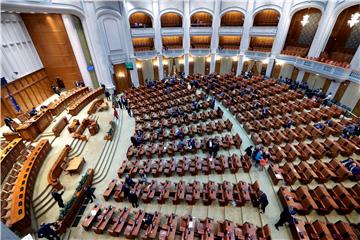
131;129;144;147
121;174;145;208
245;145;270;170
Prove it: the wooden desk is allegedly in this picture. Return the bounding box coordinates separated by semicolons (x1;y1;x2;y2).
159;214;177;240
66;157;85;174
103;179;117;201
9;139;51;231
124;210;145;238
143;212;161;239
16;110;53;141
108;208;131;236
47;145;71;190
93;205;115;234
81;204;102;231
48;87;89;116
68;88;104;116
0;138;25;183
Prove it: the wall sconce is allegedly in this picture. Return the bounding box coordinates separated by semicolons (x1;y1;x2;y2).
262;58;269;64
153;59;159;66
136;63;142;68
232;56;238;62
243;56;249;62
118;72;125;78
163;59;169;65
348;12;360;28
179;59;184;65
301;14;310;26
276;60;285;65
215;55;221;61
189;56;194;62
206;56;211;62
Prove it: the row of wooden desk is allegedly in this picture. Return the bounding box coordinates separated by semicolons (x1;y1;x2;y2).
47;87;89;116
16;110;53;141
82;205;271;239
102;179;261;207
6;139;51;231
0;138;25;183
68;88;104;116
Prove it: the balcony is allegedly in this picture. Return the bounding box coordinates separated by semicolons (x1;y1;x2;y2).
189;48;210;56
131;28;155;37
218;27;243;36
161;27;183;36
249;26;277;36
134;50;157;59
163;49;184;58
245;50;271;60
217;48;239;57
190;27;212;36
277;54;360;83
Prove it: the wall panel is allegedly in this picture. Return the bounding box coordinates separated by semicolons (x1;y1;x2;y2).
22;14;81;89
1;69;52;124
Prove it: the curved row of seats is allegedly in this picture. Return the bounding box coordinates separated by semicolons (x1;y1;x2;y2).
118;154;251;178
103;179;261;207
278;184;360;215
135;108;224;132
82;205;271;239
127;133;242;160
269;159;360;185
68;88;104;116
47;145;71;190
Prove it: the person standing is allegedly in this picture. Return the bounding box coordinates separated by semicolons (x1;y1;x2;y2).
37;222;60;240
51;190;65;208
105;91;111;101
275;206;297;230
245;146;253;157
4;116;15;132
84;187;96;203
257;191;269;213
126;105;132;117
113;107;119;120
128;190;139;208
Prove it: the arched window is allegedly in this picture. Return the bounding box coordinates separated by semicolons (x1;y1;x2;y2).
191;12;212;27
129;12;153;28
161;12;182;27
253;9;280;26
220;11;244;26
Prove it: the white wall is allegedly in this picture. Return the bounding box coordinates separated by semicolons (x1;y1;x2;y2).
340;82;360;110
278;63;294;79
1;13;43;82
307;73;326;90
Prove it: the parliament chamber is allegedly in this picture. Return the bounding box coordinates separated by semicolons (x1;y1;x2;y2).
1;0;360;240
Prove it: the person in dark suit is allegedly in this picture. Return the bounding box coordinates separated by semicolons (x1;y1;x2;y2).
275;206;297;230
37;222;60;240
84;187;96;203
4;116;15;132
128;190;139;208
51;190;65;208
125;175;136;187
257;191;269;213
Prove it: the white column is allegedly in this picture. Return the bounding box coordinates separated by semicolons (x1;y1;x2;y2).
236;54;245;76
307;1;337;57
265;58;275;77
130;57;140;87
62;14;93;88
184;53;189;76
152;0;163;79
183;0;190;76
122;2;139;87
82;1;114;91
327;81;340;95
239;1;255;54
158;55;164;79
271;1;292;55
350;46;360;69
210;53;216;73
295;70;305;83
210;0;221;73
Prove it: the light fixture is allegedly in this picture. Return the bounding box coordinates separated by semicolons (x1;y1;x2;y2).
347;12;360;28
301;14;310;26
30;11;35;14
206;56;211;62
118;72;125;78
163;59;168;65
215;55;221;61
136;63;142;68
262;58;269;64
232;56;238;62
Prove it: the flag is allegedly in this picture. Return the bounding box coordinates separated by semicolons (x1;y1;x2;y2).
8;93;20;112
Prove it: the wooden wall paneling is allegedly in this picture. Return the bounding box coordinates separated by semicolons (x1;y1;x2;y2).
334;81;349;102
21;14;82;89
1;98;13;125
137;68;144;86
215;60;221;74
27;76;43;105
253;9;280;26
163;57;169;76
205;60;210;75
232;60;238;74
303;72;310;82
13;79;35;109
20;77;41;106
189;61;194;75
353;98;360;117
221;11;244;26
129;13;152;28
113;63;132;92
242;61;249;74
322;79;332;93
153;63;159;81
271;64;281;78
291;68;299;80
